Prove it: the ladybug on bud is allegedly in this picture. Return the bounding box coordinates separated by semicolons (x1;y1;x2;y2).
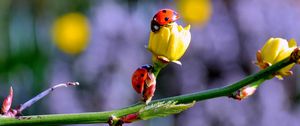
131;64;156;104
151;9;180;32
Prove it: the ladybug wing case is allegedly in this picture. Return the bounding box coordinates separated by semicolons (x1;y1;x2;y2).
131;69;148;94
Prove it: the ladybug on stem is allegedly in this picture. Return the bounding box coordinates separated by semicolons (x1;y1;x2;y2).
131;64;156;104
151;9;180;32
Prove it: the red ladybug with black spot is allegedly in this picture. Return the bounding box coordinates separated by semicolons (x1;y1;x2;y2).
131;64;156;104
151;9;180;32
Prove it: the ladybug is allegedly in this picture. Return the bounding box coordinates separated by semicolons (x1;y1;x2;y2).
151;9;180;32
131;64;154;94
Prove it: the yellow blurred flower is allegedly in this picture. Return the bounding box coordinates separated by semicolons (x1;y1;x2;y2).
52;13;90;55
256;38;297;79
148;22;191;65
177;0;212;26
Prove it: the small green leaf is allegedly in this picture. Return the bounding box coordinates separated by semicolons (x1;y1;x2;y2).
139;100;195;120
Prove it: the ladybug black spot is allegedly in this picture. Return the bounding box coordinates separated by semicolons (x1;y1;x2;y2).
136;84;141;89
162;10;167;13
140;73;144;77
164;17;169;21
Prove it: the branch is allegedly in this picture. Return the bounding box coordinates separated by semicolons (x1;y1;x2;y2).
0;50;298;126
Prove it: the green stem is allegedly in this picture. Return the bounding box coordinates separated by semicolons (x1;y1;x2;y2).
250;78;266;88
153;66;162;77
0;57;294;126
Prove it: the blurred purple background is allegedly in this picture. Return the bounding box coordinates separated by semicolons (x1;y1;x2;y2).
1;0;300;126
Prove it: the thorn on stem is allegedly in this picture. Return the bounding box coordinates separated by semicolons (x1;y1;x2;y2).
66;82;80;86
17;82;79;113
229;86;257;100
1;87;13;114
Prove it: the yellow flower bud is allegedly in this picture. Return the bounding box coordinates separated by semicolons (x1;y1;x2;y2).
256;38;297;79
52;13;90;55
147;23;191;65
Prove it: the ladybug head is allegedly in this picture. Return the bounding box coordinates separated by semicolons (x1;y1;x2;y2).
140;64;154;72
151;20;161;32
